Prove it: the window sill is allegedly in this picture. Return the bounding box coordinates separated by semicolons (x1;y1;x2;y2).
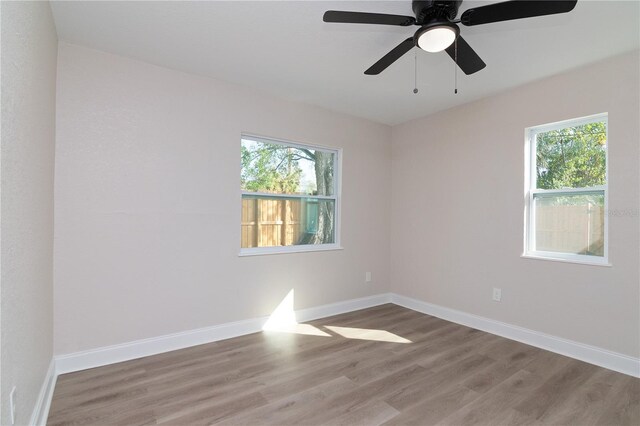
521;253;611;267
239;244;344;257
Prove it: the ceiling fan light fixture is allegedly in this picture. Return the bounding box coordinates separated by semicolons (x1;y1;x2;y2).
417;23;459;53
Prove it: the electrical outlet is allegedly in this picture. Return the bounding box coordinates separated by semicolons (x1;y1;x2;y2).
492;287;502;302
10;386;16;425
365;272;372;282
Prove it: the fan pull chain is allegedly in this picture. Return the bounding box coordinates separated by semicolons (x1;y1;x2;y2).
413;50;418;94
454;38;458;94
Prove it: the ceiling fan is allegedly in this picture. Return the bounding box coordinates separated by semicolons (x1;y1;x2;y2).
323;0;578;75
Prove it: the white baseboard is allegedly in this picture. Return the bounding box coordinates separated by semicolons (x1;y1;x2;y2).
390;293;640;378
29;358;57;426
55;316;267;374
55;293;392;375
296;293;392;323
54;292;638;379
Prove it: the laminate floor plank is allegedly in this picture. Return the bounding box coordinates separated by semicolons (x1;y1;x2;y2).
325;399;399;426
595;375;640;426
155;390;268;425
535;368;628;426
258;350;390;403
48;386;152;426
382;384;480;426
522;348;573;376
414;331;501;372
481;407;543;426
48;304;639;426
383;353;494;412
273;364;430;426
218;376;358;426
51;368;148;401
435;369;548;425
514;360;599;420
461;339;543;394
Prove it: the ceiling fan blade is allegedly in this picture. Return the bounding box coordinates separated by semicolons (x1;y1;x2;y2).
323;11;415;26
445;36;486;75
460;0;577;26
365;37;415;75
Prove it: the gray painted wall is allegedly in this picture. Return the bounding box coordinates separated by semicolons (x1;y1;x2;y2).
1;1;58;424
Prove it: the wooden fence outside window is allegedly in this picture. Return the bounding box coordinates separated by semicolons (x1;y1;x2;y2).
535;204;604;256
241;197;307;248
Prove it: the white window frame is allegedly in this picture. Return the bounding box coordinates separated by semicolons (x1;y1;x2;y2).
239;134;342;256
523;113;610;266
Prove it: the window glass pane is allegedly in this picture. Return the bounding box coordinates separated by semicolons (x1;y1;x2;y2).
535;121;606;189
241;196;335;248
241;138;335;196
533;192;604;257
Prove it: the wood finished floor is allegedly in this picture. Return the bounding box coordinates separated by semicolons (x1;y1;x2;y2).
48;304;639;426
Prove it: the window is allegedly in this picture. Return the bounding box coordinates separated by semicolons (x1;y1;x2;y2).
524;113;608;265
240;135;340;255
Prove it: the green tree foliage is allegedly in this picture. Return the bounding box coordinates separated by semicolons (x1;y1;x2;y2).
536;121;606;191
241;142;303;193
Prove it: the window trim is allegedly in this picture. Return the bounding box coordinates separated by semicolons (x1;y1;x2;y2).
239;134;342;256
523;113;609;266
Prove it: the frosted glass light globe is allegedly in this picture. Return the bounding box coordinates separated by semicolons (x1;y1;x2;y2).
417;27;457;53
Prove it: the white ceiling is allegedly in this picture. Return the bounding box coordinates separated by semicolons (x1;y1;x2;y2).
50;1;640;125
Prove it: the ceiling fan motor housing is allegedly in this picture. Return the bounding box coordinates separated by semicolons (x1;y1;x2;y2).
412;0;462;24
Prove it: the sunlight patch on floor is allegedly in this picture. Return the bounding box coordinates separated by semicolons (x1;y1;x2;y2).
263;290;410;341
324;325;412;343
262;289;330;337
